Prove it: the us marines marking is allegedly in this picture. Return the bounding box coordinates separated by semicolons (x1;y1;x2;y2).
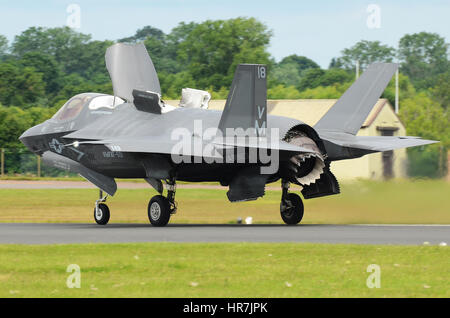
102;151;123;158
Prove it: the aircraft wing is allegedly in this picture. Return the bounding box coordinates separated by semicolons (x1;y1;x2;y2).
76;135;318;158
318;131;438;152
42;151;117;196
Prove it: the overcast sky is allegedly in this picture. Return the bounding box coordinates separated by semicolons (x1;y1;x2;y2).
1;0;449;67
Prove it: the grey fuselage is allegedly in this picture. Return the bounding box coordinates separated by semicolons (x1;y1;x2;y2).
20;95;310;184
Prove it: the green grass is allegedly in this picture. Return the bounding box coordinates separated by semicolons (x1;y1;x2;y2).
0;179;449;224
0;243;448;297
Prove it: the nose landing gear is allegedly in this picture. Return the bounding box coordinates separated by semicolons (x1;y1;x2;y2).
94;190;110;225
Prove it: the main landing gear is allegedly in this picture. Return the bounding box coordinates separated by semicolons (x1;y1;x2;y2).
93;179;301;226
280;180;304;225
92;180;178;227
94;190;110;225
148;179;177;227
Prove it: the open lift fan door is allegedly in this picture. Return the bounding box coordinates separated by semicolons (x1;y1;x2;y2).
105;43;161;103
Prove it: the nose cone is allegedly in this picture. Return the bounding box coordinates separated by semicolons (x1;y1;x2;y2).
20;123;45;141
19;127;33;142
19;124;44;152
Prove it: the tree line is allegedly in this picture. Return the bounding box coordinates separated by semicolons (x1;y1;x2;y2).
0;17;448;177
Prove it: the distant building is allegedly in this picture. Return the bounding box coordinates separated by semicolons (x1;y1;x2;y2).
166;98;408;180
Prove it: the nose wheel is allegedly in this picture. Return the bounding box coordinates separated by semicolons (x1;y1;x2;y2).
94;190;110;225
280;181;304;225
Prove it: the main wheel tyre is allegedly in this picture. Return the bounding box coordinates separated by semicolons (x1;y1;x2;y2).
280;193;304;225
148;195;171;227
94;203;110;225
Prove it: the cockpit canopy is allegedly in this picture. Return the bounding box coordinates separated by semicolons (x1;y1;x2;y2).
52;93;125;121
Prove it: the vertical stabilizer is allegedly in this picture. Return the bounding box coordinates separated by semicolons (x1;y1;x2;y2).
218;64;267;137
314;63;398;135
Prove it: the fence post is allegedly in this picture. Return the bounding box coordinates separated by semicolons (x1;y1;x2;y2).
1;148;4;177
447;150;450;182
37;155;41;178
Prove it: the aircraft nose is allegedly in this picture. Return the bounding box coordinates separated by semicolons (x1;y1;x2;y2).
19;128;32;141
19;123;45;141
19;124;43;152
19;125;40;142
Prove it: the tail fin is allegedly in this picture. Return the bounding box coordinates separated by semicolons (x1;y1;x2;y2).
314;63;398;135
105;43;161;103
218;64;267;137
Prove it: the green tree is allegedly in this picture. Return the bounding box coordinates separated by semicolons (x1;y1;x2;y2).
119;25;190;74
51;74;112;104
159;71;196;99
0;106;32;148
0;35;8;60
319;69;353;86
177;17;272;89
400;92;448;144
297;68;325;91
167;22;198;49
268;85;302;99
12;27;91;73
65;40;113;80
328;57;344;69
144;36;180;74
272;55;319;87
430;71;450;110
297;68;352;91
0;63;46;107
271;63;302;87
399;92;449;178
19;52;62;95
334;40;396;70
398;32;449;90
297;83;352;99
383;73;417;106
119;25;165;43
279;55;319;73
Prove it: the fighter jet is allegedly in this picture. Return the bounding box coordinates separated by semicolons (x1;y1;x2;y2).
20;43;437;226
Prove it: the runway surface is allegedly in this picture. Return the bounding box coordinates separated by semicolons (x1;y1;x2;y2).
0;223;448;245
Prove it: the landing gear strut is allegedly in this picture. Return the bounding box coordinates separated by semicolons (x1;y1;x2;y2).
148;178;177;227
94;190;110;225
280;180;304;225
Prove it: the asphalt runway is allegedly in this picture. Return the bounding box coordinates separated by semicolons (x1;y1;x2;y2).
0;223;448;245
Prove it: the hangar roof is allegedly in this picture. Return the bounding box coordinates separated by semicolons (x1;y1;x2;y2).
165;98;404;130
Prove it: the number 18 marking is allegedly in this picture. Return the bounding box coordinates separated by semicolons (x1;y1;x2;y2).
257;66;266;79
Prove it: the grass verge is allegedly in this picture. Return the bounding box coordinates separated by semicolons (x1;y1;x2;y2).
0;179;449;224
0;242;448;298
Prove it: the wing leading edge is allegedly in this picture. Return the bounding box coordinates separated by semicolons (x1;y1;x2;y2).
42;151;117;196
319;131;438;152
